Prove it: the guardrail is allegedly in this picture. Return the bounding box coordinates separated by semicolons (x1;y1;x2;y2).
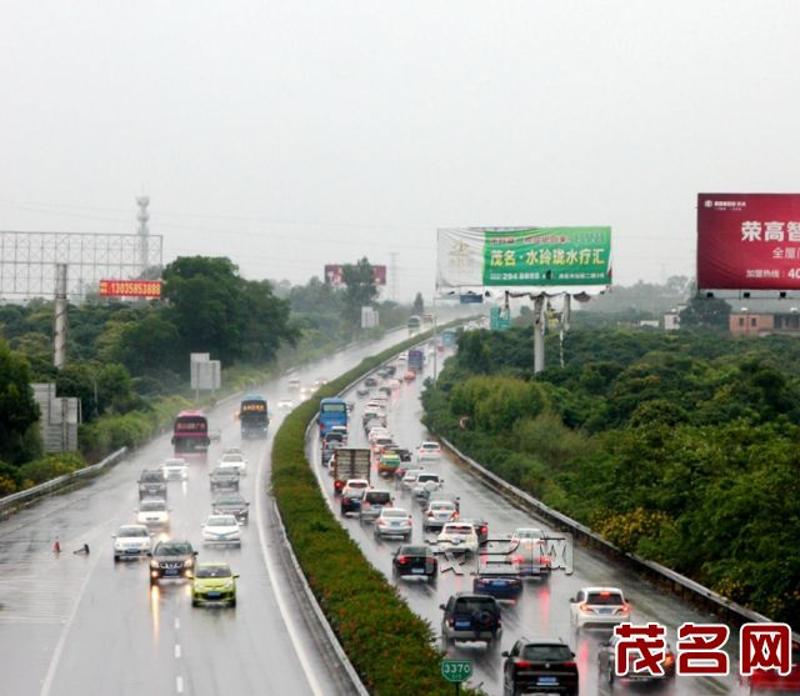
435;435;784;631
0;447;128;517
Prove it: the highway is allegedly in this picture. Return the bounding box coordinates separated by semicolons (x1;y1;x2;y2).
0;331;408;696
311;343;746;696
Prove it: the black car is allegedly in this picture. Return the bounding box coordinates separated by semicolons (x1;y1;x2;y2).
384;445;412;463
149;540;197;584
340;489;365;515
138;469;167;501
502;639;579;695
212;492;250;524
392;545;437;583
439;593;502;647
364;376;378;387
210;466;240;491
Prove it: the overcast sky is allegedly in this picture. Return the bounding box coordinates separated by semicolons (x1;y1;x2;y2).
1;1;798;300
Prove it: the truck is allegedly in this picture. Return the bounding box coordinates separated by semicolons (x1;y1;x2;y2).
408;348;424;372
332;448;371;495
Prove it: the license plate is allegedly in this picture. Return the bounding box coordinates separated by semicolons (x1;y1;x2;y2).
537;677;558;686
126;549;139;554
455;620;471;629
491;580;509;586
598;608;613;614
391;522;400;526
206;592;220;598
412;568;425;574
164;570;179;576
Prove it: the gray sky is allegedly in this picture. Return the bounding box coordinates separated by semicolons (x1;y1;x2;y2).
1;1;798;300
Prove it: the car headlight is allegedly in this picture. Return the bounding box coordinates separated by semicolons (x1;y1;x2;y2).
150;560;159;569
185;558;194;568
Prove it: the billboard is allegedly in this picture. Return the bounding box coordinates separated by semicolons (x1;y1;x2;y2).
99;279;162;298
324;264;387;287
697;194;800;290
437;227;612;290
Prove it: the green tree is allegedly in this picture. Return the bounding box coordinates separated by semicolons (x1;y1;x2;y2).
341;257;378;328
412;292;424;316
679;295;731;331
0;339;41;464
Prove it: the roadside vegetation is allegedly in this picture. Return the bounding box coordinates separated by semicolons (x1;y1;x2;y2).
423;326;800;627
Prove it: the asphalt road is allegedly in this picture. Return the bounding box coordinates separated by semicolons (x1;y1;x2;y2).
311;344;748;696
0;330;410;696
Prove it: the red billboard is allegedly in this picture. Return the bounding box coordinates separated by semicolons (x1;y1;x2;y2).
99;279;162;298
697;193;800;290
324;264;387;287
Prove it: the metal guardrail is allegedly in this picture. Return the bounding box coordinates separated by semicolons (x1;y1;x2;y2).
0;446;128;515
437;435;779;629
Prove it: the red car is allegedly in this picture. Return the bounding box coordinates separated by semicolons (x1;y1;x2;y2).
743;642;800;693
403;370;415;382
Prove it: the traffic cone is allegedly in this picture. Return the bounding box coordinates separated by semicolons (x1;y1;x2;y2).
53;538;61;554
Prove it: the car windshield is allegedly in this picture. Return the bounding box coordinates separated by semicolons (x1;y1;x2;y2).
418;475;439;482
140;471;162;481
454;598;497;614
422;443;438;450
404;471;421;479
366;492;391;504
163;460;185;467
383;509;408;518
118;526;148;537
214;467;237;475
155;543;191;556
514;529;544;539
587;592;625;605
215;496;244;505
207;516;236;526
140;501;166;511
521;645;573;662
195;565;232;578
348;481;368;488
431;502;454;511
444;525;473;535
222;454;243;462
400;546;428;556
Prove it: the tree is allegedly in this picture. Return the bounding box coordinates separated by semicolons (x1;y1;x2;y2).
412;292;425;316
0;339;41;464
679;295;731;331
341;257;378;328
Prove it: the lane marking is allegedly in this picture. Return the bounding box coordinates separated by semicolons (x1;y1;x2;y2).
176;675;184;693
255;444;326;696
174;643;181;659
174;617;180;630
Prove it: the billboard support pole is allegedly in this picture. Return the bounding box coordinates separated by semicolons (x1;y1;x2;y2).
53;263;68;369
533;294;545;374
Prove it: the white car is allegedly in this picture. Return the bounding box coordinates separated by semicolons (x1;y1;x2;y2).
423;499;459;531
509;528;551;577
400;468;425;490
374;507;413;540
218;452;248;477
570;587;630;629
161;457;188;481
367;427;391;443
341;479;370;498
510;527;545;545
277;398;295;410
201;514;242;546
397;353;407;363
412;473;444;498
112;524;152;561
136;499;170;530
436;522;479;555
417;441;442;461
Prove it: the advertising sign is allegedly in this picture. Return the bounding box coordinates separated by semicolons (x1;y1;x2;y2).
98;279;162;298
324;264;387;287
437;227;611;290
697;193;800;290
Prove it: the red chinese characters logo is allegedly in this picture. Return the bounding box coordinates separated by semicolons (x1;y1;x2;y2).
614;623;667;677
677;622;730;676
740;623;793;678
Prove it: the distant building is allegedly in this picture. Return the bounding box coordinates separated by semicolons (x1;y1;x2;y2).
637;320;660;329
664;311;681;331
32;383;81;452
729;310;800;337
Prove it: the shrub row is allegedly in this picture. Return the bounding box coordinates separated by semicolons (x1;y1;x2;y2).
271;324;480;696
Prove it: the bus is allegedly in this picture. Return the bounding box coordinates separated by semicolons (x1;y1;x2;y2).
407;315;422;330
442;328;457;347
239;394;269;439
318;397;348;438
171;410;211;461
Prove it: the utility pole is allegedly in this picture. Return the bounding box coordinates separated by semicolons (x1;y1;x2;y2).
136;196;150;277
389;252;398;302
53;263;68;369
533;294;545;373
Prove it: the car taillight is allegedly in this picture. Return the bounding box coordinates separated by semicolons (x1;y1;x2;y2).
579;602;589;612
397;556;408;564
537;555;551;565
427;511;434;517
618;603;631;613
663;653;675;667
480;526;487;535
563;661;577;669
514;659;533;668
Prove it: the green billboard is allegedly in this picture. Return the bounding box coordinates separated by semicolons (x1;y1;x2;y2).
481;227;611;287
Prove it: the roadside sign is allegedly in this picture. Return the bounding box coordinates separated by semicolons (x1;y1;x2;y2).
441;659;473;683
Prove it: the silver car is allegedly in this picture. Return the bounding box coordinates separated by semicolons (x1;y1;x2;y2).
374;507;413;540
359;489;393;523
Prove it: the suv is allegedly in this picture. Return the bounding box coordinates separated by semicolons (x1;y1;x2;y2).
149;540;197;584
502;639;579;695
359;489;393;522
138;469;167;500
439;593;502;648
598;633;675;686
569;586;630;629
210;466;240;492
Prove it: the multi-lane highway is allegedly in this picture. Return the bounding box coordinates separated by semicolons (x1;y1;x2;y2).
0;331;410;696
311;344;746;696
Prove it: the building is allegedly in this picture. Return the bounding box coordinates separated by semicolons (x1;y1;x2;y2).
729;309;800;337
664;311;681;331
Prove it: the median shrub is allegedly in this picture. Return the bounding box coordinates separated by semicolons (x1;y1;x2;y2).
272;324;481;696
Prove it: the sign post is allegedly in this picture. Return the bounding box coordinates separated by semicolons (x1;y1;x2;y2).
441;659;472;694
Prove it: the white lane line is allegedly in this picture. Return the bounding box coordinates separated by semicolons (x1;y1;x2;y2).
255;445;326;696
176;675;184;693
174;643;182;659
174;617;180;630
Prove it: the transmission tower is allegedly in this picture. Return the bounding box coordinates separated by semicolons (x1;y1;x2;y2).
136;196;150;277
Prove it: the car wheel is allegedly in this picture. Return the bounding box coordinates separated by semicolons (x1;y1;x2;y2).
191;598;199;607
113;555;119;563
229;598;237;608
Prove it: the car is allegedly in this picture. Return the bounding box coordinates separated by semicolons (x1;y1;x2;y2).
598;632;675;686
423;499;459;531
112;524;152;561
149;540;197;584
222;446;244;456
509;528;552;577
400;467;425;490
378;452;402;477
356;386;370;397
201;514;242;546
138;468;167;500
209;429;222;442
417;441;442;461
329;425;348;441
503;639;579;695
374;507;413;540
288;377;301;392
440;593;502;648
277;398;295;410
392;544;437;582
191;562;238;607
321;440;343;467
211;491;250;524
364;376;378;388
210;466;240;491
218;452;248;476
378;385;392;397
161;457;188;481
741;641;800;693
437;522;479;555
569;587;630;629
367;427;390;443
384;445;412;463
397;353;408;363
359;489;393;522
136;498;171;530
460;517;489;545
412;472;444;499
473;564;523;602
340;479;369;515
403;370;416;383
